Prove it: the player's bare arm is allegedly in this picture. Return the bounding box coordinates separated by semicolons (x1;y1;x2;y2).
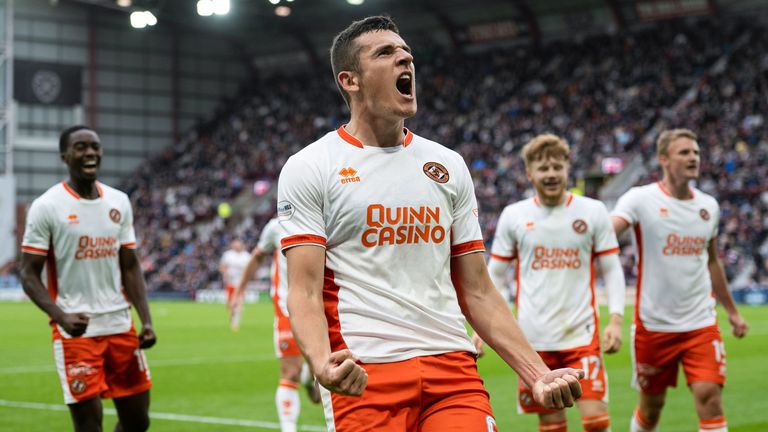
119;247;156;349
597;252;625;353
707;239;748;338
611;216;631;238
471;256;514;356
451;252;584;409
19;252;90;337
286;245;367;396
235;247;266;303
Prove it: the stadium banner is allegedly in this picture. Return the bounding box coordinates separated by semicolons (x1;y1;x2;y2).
463;19;529;44
636;0;711;21
0;175;16;270
13;60;82;106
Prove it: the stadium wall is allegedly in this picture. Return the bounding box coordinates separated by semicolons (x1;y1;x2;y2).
7;0;247;203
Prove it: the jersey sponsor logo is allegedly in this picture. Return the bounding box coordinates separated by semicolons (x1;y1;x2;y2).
700;208;710;221
572;219;588;234
660;207;669;217
362;204;447;247
76;236;119;260
423;162;449;183
338;167;361;184
531;246;581;270
109;208;121;224
67;214;79;225
70;378;87;394
277;201;295;220
662;234;706;256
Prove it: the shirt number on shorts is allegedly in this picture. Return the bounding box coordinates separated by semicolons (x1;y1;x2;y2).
712;340;726;364
580;355;601;380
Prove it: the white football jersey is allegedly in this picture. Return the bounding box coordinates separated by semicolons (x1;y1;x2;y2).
220;249;251;287
21;181;137;338
491;194;619;351
612;182;719;332
277;126;483;363
256;218;289;316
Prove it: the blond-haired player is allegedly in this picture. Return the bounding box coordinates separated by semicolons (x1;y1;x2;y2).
235;217;320;432
611;128;749;432
278;16;583;432
478;134;626;432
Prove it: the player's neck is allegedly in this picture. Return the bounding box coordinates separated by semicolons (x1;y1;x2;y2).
537;192;567;207
660;176;693;200
67;178;99;200
345;115;405;148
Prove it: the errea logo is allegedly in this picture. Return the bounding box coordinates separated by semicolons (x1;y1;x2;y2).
339;167;360;184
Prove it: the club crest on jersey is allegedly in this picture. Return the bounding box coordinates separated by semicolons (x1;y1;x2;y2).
572;219;588;234
339;167;361;184
700;208;710;221
423;162;449;184
109;208;121;224
70;378;87;394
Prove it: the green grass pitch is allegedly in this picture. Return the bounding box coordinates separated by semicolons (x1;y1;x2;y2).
0;301;766;431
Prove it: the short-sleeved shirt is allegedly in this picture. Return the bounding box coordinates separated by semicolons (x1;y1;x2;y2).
611;182;719;332
491;194;619;351
277;126;483;363
21;181;137;338
256;218;289;316
220;249;251;287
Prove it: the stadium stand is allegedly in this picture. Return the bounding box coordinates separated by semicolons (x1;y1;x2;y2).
122;16;766;294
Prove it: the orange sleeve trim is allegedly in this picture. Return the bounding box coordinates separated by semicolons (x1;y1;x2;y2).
594;247;620;257
22;246;49;255
451;240;485;256
121;242;137;249
281;234;327;250
490;253;515;262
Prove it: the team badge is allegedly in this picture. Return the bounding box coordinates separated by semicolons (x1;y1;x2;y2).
70;378;87;394
423;162;449;184
109;208;121;224
572;219;588;234
700;208;710;221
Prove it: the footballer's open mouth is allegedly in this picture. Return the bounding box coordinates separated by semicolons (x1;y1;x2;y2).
82;159;99;172
396;72;413;97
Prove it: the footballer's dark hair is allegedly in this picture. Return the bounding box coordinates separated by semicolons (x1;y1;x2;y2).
330;15;399;106
59;125;95;154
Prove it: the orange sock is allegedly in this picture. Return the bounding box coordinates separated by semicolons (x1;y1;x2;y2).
540;419;568;432
582;413;611;431
699;416;727;431
632;407;657;431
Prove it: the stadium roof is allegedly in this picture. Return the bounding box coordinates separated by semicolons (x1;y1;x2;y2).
67;0;608;67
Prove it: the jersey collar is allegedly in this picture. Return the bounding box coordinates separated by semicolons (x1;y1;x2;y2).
62;181;103;200
336;125;413;149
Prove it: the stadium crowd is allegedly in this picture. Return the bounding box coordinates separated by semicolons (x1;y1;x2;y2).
121;16;767;293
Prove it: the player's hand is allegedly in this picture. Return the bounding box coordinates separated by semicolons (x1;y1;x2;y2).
728;313;748;338
138;324;157;349
58;312;90;337
471;333;485;358
532;368;584;410
314;349;367;396
602;322;622;354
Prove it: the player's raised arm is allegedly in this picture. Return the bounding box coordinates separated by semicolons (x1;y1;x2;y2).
707;238;748;338
119;247;156;349
286;245;367;396
451;252;584;409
